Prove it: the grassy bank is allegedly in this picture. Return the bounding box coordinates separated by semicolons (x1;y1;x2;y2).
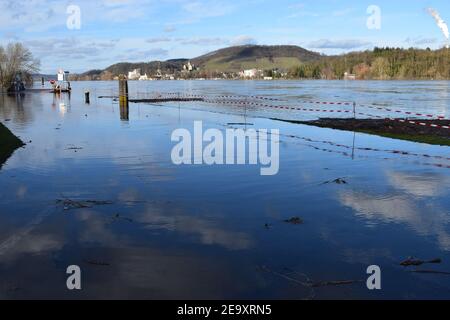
272;118;450;146
0;122;24;167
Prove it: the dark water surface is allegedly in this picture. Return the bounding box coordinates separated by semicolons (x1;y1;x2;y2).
0;80;449;299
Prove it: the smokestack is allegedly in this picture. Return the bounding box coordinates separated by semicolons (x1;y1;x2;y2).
427;8;450;49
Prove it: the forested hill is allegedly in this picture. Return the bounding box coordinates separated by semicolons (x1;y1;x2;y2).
290;47;450;80
73;45;321;79
190;45;321;72
73;46;450;80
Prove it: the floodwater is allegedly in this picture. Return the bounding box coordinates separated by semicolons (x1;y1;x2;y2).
0;80;449;299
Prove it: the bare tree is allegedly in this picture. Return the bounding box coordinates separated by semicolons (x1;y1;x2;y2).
0;43;40;91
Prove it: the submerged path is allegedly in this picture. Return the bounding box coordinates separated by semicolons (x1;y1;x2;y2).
272;118;450;146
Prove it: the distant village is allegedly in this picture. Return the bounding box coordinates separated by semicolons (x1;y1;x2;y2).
126;66;282;81
71;61;288;81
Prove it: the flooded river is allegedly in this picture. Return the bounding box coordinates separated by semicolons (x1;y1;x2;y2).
0;80;449;299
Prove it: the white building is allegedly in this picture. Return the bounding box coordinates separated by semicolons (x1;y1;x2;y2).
239;69;262;79
128;69;141;80
138;74;150;81
344;72;356;80
183;61;196;72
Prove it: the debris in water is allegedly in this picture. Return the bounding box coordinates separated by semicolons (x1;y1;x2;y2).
311;280;364;288
111;213;133;223
322;177;348;185
258;266;310;287
400;257;442;267
84;259;110;266
264;223;272;229
227;123;254;126
98;96;118;99
408;270;450;275
2;284;21;292
56;198;114;211
284;217;304;225
259;266;362;300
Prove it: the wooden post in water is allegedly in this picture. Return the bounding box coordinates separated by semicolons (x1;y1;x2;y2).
353;102;356;119
119;75;129;121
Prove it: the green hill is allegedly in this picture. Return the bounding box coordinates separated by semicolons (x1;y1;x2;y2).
192;45;321;72
74;45;321;79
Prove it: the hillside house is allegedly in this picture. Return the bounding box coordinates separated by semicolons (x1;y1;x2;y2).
128;69;141;80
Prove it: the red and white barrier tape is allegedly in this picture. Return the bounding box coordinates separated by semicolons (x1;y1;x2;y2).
385;118;450;129
156;92;284;101
141;92;447;118
359;104;447;120
135;95;450;130
281;133;450;161
205;99;391;119
298;100;353;106
237;127;450;169
205;99;450;129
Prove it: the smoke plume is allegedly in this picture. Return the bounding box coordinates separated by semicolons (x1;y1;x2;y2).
427;8;449;48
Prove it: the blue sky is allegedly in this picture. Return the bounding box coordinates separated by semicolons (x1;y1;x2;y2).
1;0;449;73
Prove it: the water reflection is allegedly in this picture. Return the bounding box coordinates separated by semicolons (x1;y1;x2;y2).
52;92;71;116
137;205;253;250
120;103;129;121
0;81;449;299
340;186;450;251
386;170;448;198
0;93;33;126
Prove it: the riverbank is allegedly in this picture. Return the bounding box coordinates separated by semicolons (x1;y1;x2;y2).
272;118;450;146
0;122;24;167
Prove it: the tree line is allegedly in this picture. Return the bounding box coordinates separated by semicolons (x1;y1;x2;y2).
288;47;450;80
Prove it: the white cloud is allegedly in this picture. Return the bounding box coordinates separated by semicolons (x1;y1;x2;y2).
287;3;319;19
115;48;169;61
0;0;66;32
164;25;176;33
0;0;155;32
230;35;257;46
180;37;225;46
308;39;372;49
182;1;235;18
146;37;172;44
24;37;117;59
405;37;438;46
332;8;355;17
